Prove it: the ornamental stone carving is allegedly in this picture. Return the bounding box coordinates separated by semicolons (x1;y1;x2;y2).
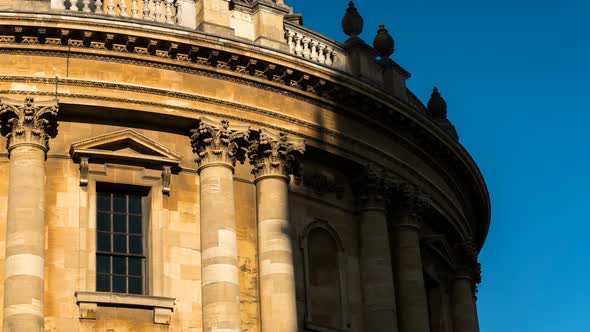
189;117;249;171
248;128;305;182
393;183;430;229
0;97;59;154
355;164;391;210
454;239;482;292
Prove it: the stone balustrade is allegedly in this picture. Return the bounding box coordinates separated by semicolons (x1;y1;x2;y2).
284;23;346;70
51;0;196;27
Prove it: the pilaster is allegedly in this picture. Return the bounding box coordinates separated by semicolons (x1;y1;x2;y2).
0;97;58;332
190;117;249;332
248;128;304;332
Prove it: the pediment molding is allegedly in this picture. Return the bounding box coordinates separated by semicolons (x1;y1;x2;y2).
69;129;183;194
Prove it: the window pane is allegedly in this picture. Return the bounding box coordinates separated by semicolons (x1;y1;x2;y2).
113;275;126;293
113;214;127;233
128;277;142;294
113;234;127;253
129;196;142;214
128;257;142;276
97;193;111;212
129;215;142;234
113;194;126;213
97;274;110;292
113;256;126;275
97;254;110;274
97;213;111;232
129;235;143;254
97;232;111;252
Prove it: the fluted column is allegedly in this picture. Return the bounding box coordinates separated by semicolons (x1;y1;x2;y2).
451;243;481;332
0;97;59;332
356;165;398;332
190;118;249;332
393;192;431;332
248;129;304;332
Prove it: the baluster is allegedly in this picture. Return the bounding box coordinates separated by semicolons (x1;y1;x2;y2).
70;0;79;11
175;1;182;24
164;0;174;24
154;0;164;22
302;37;311;59
56;0;66;10
142;0;151;19
294;34;303;56
95;0;104;14
318;44;326;64
131;0;139;17
325;47;333;66
286;30;295;54
82;0;91;12
310;41;319;62
107;0;116;15
119;0;128;16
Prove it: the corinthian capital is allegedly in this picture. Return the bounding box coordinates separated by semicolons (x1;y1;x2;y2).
0;97;59;154
355;164;391;210
248;129;305;182
189;117;249;171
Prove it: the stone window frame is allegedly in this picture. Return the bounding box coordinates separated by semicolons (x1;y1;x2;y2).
300;220;351;332
69;129;182;322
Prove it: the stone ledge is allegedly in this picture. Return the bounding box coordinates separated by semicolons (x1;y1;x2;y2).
75;291;175;325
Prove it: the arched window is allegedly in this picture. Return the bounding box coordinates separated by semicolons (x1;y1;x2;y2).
301;222;347;330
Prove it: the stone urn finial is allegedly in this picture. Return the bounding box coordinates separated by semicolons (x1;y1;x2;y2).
427;87;448;118
373;24;395;58
342;1;364;38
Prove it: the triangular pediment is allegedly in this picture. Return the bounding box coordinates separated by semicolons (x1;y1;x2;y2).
69;129;182;166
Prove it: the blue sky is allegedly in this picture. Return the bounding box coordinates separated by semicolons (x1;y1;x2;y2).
292;1;590;331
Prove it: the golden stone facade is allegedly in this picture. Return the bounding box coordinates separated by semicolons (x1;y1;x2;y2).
0;1;490;331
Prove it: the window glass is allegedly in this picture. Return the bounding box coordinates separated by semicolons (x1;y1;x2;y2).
96;190;146;294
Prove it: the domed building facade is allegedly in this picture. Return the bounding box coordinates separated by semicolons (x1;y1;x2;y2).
0;1;489;331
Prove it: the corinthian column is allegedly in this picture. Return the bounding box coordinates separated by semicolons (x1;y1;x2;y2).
0;97;59;332
393;190;431;332
190;117;249;332
356;165;398;332
451;242;481;332
248;129;304;332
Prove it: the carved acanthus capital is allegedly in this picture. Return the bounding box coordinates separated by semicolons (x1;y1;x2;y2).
248;129;305;182
355;164;391;210
0;97;59;154
189;117;249;171
393;184;430;229
454;239;482;293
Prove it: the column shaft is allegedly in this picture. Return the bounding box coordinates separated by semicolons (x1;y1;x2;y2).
256;176;298;332
359;208;398;332
395;224;431;332
3;146;46;332
200;165;241;332
451;277;479;332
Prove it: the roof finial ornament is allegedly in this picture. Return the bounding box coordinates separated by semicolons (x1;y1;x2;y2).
427;87;448;118
373;24;395;58
342;1;364;38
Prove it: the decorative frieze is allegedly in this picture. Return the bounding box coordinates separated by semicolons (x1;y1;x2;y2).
189;117;249;170
248;128;305;182
0;97;59;153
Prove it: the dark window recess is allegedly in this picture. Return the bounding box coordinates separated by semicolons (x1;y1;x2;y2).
96;191;146;295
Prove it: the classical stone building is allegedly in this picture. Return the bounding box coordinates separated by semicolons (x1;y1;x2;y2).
0;0;490;331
